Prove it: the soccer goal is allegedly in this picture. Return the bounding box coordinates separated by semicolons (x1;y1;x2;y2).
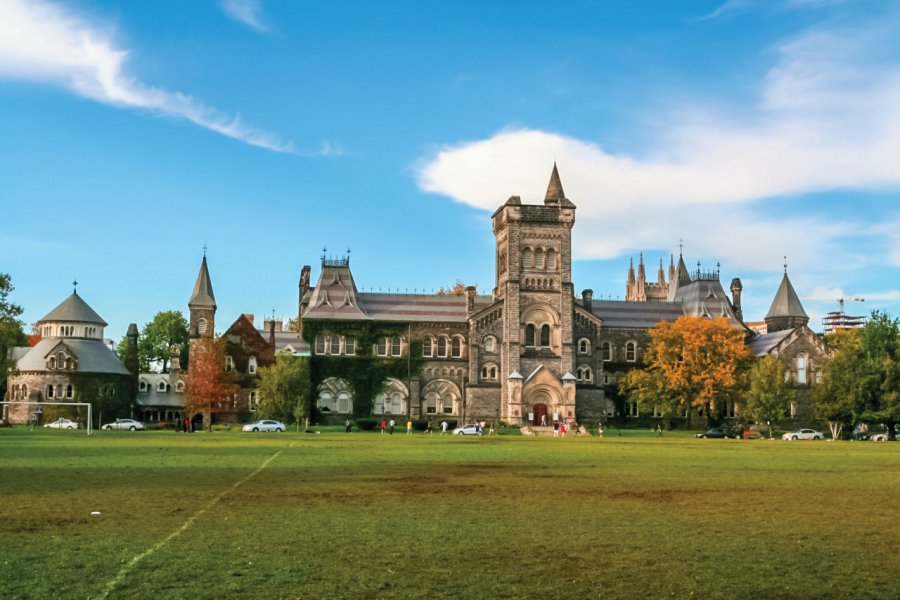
1;401;94;435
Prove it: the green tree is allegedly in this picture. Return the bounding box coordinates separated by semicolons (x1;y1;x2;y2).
0;274;27;401
856;311;900;440
256;353;311;426
743;356;795;439
620;316;750;426
139;311;189;373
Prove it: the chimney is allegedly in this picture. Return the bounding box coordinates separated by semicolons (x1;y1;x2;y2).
169;344;181;373
581;289;593;313
730;278;743;322
465;286;477;317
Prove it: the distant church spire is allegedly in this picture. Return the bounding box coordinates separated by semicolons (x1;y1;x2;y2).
658;258;666;285
544;162;566;205
189;254;217;309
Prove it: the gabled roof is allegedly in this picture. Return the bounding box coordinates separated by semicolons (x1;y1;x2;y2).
302;262;368;320
765;273;808;320
39;292;107;326
747;329;794;356
13;338;130;375
189;256;216;308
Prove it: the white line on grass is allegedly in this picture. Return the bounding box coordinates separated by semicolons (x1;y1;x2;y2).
99;443;295;599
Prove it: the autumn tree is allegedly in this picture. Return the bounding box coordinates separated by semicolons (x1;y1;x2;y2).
620;316;750;426
256;353;311;426
0;274;27;401
436;280;471;296
184;337;239;431
743;356;795;439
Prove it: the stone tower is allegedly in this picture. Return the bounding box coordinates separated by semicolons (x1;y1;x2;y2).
492;163;576;422
188;254;217;343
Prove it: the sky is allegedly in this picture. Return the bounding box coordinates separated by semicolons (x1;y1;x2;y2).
2;0;900;342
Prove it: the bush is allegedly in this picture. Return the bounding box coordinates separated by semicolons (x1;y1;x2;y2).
355;418;378;431
412;419;430;431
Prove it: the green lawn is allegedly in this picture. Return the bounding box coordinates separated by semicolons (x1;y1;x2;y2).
1;428;897;599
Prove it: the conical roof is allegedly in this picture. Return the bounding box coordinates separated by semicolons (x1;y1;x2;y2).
544;163;566;204
40;291;107;325
189;256;216;308
765;273;808;320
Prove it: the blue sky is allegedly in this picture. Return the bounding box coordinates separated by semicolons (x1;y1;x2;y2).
2;0;899;341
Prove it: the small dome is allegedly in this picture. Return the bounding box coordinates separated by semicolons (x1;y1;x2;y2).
40;292;107;326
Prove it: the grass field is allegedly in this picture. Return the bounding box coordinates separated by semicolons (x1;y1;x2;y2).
1;428;898;599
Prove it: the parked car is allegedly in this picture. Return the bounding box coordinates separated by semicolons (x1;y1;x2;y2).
782;428;823;441
242;419;285;432
696;428;730;439
453;424;482;436
102;419;145;431
44;418;81;429
870;432;890;442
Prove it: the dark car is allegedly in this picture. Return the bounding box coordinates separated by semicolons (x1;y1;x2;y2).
696;428;730;439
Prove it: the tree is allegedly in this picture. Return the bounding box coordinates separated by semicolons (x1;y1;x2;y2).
436;280;471;296
743;356;795;439
0;274;27;401
811;329;859;440
620;316;750;426
184;338;239;431
856;311;900;440
139;311;189;373
256;353;311;426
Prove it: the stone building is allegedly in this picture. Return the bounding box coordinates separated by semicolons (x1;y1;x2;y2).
3;289;135;424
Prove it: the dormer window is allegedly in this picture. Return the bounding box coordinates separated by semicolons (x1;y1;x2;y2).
320;291;331;307
248;356;258;374
175;381;184;393
139;380;148;392
157;381;167;392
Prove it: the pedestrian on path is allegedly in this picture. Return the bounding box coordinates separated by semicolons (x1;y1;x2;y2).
406;420;412;435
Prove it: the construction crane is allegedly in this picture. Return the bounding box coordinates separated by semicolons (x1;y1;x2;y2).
823;296;866;334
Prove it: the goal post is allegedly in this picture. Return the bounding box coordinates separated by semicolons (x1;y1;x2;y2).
1;401;94;435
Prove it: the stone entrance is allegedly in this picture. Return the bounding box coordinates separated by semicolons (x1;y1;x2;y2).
532;402;548;426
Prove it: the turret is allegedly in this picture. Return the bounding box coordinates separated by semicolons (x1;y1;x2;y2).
765;268;809;333
581;289;593;313
188;254;216;339
124;323;139;376
730;278;743;322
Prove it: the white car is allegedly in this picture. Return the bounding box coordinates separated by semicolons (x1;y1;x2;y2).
242;419;285;432
782;428;823;441
102;419;145;431
870;432;890;442
44;418;81;429
452;424;482;436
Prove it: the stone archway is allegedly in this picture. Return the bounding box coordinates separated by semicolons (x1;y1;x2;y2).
523;387;562;426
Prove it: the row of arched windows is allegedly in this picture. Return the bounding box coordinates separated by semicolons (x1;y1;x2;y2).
576;366;593;382
423;335;465;358
314;335;357;356
597;341;638;362
522;247;559;271
46;351;75;371
139;380;184;393
9;384;28;399
524;324;551;348
46;384;74;399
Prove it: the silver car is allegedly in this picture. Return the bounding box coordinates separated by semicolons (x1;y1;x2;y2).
452;424;482;436
102;419;145;431
44;418;81;429
782;428;823;440
242;419;285;432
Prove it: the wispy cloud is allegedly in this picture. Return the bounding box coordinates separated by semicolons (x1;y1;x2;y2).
221;0;269;33
0;0;292;153
416;20;900;272
696;0;754;22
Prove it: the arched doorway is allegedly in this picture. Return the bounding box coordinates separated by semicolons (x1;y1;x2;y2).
532;403;548;426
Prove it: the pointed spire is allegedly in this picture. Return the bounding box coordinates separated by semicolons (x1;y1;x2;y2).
668;253;676;283
627;257;635;284
765;272;808;320
544;162;566;205
189;255;217;308
658;258;666;284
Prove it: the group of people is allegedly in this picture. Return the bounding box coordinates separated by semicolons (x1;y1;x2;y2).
176;417;195;433
377;419;416;435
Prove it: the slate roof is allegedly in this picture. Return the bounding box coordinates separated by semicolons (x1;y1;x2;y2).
748;329;795;356
136;373;184;408
588;300;684;329
272;332;310;355
13;338;130;375
188;256;216;308
765;273;808;320
302;263;368;320
672;280;744;327
361;293;493;322
40;292;107;326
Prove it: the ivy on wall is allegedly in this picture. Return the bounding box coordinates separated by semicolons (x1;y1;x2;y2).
302;320;424;418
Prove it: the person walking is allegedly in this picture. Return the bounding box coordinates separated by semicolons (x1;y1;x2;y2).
553;420;559;438
441;420;448;435
406;419;412;435
345;419;352;433
389;419;395;435
380;419;386;434
597;422;604;438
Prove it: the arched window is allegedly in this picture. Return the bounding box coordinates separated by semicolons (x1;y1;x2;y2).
345;337;356;356
47;385;54;398
423;336;433;357
540;324;550;348
525;324;536;347
376;337;388;357
625;341;637;362
318;391;334;412
21;384;27;399
582;367;592;382
337;392;352;414
481;363;499;382
546;249;557;270
451;336;462;358
483;336;495;353
175;381;184;393
437;336;448;358
314;335;326;355
248;356;257;374
425;393;439;414
578;338;591;354
225;356;234;372
157;381;167;392
48;356;57;369
523;248;534;269
139;380;147;391
391;336;402;357
602;342;612;361
330;336;341;355
534;248;545;270
198;318;208;335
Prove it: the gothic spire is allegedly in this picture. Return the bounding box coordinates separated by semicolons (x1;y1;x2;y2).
189;255;217;308
544;162;566;205
658;258;666;284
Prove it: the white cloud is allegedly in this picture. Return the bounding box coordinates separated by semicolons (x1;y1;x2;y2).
221;0;269;33
0;0;292;153
416;21;900;271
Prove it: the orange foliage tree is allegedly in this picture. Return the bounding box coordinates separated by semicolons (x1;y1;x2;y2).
184;337;239;431
620;316;751;426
